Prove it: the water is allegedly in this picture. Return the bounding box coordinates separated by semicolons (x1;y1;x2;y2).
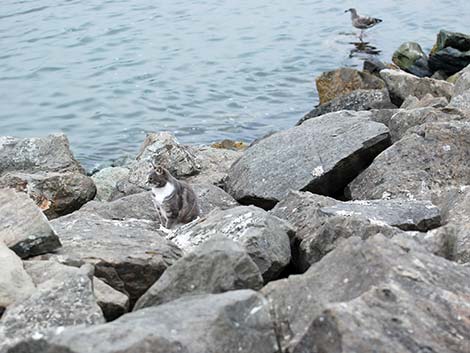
1;0;469;170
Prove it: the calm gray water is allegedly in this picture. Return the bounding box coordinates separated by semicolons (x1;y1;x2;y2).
1;0;469;170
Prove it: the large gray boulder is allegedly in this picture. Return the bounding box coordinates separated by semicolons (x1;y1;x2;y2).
0;264;104;350
392;41;431;77
380;69;454;105
0;188;61;258
262;235;470;353
134;237;263;310
6;290;279;353
0;172;96;219
0;242;35;316
169;206;293;281
0;134;84;176
348;121;470;201
226;111;391;209
49;213;182;305
91;167;130;201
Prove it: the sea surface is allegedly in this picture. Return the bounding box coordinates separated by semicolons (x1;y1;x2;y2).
1;0;469;170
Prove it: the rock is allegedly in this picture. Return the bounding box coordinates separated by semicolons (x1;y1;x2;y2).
431;29;470;54
93;277;130;321
0;188;61;259
91;167;129;201
0;264;104;350
368;108;401;127
81;183;238;222
380;69;454;105
169;206;293;281
401;93;449;109
134;237;263;310
315;67;386;104
48;212;182;306
6;290;278;353
448;90;470;117
297;89;395;125
348;121;470;201
453;64;470;96
392;41;431;77
262;235;470;353
226;111;391;208
0;242;35;316
363;58;386;75
429;47;470;76
210;139;247;150
0;134;84;176
0;172;96;219
431;69;448;80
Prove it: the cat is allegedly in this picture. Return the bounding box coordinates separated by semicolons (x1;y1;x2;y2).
148;165;200;229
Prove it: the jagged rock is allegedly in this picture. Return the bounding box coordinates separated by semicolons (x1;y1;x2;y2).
0;264;104;350
6;290;278;353
134;237;263;310
262;235;470;353
0;134;84;176
348;121;470;201
315;68;385;104
169;206;293;281
48;213;182;305
297;89;395;125
431;29;470;54
226;111;391;208
429;47;470;76
0;188;61;258
91;167;129;201
93;277;129;321
0;242;35;316
0;172;96;219
392;42;431;77
401;93;449;109
380;69;454;105
81;183;237;222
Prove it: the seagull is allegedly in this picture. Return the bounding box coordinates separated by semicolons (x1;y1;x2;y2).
345;8;382;41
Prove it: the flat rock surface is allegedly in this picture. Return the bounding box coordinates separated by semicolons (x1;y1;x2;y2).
226;111;391;208
0;188;61;259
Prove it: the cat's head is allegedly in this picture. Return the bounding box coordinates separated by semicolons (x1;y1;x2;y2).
148;165;168;187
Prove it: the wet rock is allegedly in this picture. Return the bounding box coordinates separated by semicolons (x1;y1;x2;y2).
6;290;278;353
226;111;391;208
0;188;61;259
134;237;263;310
91;167;129;201
392;41;431;77
297;89;395;125
431;29;470;54
429;47;470;76
380;68;454;105
169;206;293;281
0;242;35;316
0;172;96;219
348;121;470;201
315;67;385;104
400;93;449;109
262;235;470;353
0;134;84;176
0;264;104;350
363;58;386;75
48;213;182;306
94;277;129;321
210;139;247;150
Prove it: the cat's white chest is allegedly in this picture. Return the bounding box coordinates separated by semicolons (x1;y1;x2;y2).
151;183;175;204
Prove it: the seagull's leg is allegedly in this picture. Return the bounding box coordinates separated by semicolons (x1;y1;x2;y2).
359;30;364;41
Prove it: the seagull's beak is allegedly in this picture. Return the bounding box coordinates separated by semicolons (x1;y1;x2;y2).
344;9;349;13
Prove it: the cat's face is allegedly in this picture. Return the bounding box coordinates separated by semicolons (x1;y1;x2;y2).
148;166;168;187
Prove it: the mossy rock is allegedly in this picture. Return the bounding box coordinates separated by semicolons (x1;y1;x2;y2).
431;30;470;55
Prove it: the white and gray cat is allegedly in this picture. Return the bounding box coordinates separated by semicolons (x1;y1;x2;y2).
148;165;200;229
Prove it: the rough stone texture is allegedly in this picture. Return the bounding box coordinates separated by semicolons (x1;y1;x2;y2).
0;134;84;176
431;29;470;54
94;277;130;321
49;213;182;306
134;237;263;310
81;183;237;222
0;188;61;259
0;171;96;219
226;111;391;208
262;235;470;353
368;108;401;127
6;290;279;353
315;68;386;104
0;264;104;350
348;121;470;201
392;41;431;77
91;167;129;201
453;64;470;96
380;68;454;105
169;206;293;281
0;242;35;315
448;90;470;117
297;89;395;125
401;93;449;109
429;47;470;76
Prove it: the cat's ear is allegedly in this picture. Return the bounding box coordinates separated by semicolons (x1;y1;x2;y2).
155;166;164;175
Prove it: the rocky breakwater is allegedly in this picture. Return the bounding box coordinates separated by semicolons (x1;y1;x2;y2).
2;30;470;353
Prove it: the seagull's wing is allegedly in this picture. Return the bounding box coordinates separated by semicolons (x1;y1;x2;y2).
356;16;382;28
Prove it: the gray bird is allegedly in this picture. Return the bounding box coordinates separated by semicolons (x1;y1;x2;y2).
345;8;382;40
